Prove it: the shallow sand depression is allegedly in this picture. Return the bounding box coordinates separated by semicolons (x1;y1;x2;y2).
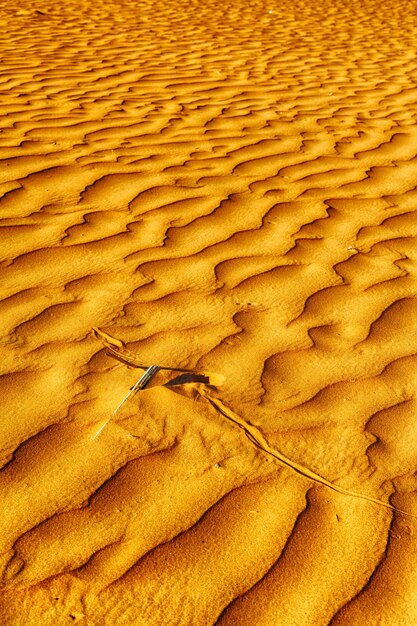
1;0;417;623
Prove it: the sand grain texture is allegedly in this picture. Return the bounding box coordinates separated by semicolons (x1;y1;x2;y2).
1;0;417;623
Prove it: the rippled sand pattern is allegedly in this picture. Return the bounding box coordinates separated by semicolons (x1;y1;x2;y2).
1;0;417;623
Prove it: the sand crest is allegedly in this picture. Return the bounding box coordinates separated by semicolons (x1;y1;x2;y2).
1;0;417;623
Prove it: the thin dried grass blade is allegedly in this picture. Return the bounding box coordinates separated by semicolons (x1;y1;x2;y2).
92;366;161;440
92;327;125;349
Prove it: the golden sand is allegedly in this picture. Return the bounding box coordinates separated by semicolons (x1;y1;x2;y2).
1;0;417;623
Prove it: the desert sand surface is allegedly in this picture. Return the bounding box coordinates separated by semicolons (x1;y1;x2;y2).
1;0;417;623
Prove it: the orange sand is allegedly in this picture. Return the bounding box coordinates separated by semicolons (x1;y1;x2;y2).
1;0;417;623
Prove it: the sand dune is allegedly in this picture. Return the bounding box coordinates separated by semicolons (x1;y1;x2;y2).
1;0;417;623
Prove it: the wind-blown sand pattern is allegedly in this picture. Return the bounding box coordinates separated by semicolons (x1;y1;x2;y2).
1;0;417;623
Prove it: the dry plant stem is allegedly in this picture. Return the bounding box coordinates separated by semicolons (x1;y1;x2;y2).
92;327;203;374
200;391;417;521
92;365;161;440
104;348;199;373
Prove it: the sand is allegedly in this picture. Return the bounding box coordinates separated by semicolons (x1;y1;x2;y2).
1;0;417;623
